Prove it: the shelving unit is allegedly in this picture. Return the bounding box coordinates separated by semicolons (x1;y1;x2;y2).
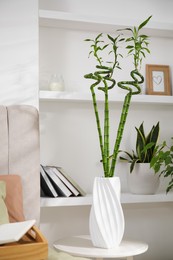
39;9;173;104
39;5;173;208
39;4;173;259
39;9;173;38
39;90;173;105
40;192;173;207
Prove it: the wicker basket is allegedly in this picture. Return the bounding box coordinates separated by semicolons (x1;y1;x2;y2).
0;225;48;260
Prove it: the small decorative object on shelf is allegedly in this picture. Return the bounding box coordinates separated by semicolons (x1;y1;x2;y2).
49;74;65;91
146;64;171;96
40;165;86;197
84;16;152;248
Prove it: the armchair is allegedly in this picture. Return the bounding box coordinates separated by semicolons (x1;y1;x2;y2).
0;105;90;260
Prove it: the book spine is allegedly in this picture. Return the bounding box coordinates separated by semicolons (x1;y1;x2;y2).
44;167;72;197
40;165;58;197
56;167;86;196
51;167;80;196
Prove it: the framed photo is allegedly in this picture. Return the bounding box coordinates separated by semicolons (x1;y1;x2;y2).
146;64;171;95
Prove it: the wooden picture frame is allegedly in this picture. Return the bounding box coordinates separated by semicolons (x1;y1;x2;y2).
146;64;171;95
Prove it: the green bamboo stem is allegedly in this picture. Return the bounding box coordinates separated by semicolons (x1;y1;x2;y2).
109;92;132;177
103;79;110;177
84;72;107;173
90;85;107;173
109;69;144;177
84;16;151;178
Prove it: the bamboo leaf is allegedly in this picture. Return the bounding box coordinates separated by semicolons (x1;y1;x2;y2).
140;35;148;39
102;44;109;50
141;51;146;57
126;37;134;42
85;39;93;42
95;33;103;41
138;15;152;31
126;45;134;49
107;34;114;42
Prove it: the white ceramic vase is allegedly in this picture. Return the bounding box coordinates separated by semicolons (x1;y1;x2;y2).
89;176;125;249
128;163;160;194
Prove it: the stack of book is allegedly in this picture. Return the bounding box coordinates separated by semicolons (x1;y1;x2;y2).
40;165;86;197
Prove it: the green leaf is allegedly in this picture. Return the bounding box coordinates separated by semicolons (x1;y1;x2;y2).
141;51;146;58
102;44;109;50
165;157;172;165
119;151;134;161
88;51;93;58
107;34;114;42
95;33;103;41
128;49;134;55
119;38;125;42
143;142;155;152
142;47;150;53
130;159;139;173
138;16;152;31
85;38;93;42
140;35;148;39
126;37;134;42
126;45;134;49
118;27;132;32
150;156;158;168
154;163;160;173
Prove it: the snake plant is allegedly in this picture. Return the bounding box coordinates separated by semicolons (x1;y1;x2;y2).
84;16;151;177
120;122;160;173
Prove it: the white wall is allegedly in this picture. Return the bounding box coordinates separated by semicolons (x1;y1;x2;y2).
39;1;173;259
0;0;39;108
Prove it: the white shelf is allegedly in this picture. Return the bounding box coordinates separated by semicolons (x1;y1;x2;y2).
39;90;173;105
41;194;92;208
39;9;173;38
121;192;173;204
40;192;173;207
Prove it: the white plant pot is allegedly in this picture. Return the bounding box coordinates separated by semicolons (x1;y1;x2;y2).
128;163;160;194
89;177;125;249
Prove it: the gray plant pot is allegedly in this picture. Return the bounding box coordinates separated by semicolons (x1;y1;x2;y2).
127;163;160;194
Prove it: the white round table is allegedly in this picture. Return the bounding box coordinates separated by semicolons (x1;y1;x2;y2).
54;235;148;260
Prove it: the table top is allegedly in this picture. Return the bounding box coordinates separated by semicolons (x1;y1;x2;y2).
54;235;148;258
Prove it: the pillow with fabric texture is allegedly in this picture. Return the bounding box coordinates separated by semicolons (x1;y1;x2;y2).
0;181;9;224
0;175;25;222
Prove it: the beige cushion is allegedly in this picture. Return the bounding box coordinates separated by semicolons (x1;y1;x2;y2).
0;175;25;222
0;181;9;224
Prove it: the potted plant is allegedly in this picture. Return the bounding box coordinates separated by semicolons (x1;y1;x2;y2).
120;122;160;194
84;16;152;248
150;137;173;193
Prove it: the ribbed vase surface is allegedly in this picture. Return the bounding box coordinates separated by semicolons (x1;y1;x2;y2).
89;176;125;249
